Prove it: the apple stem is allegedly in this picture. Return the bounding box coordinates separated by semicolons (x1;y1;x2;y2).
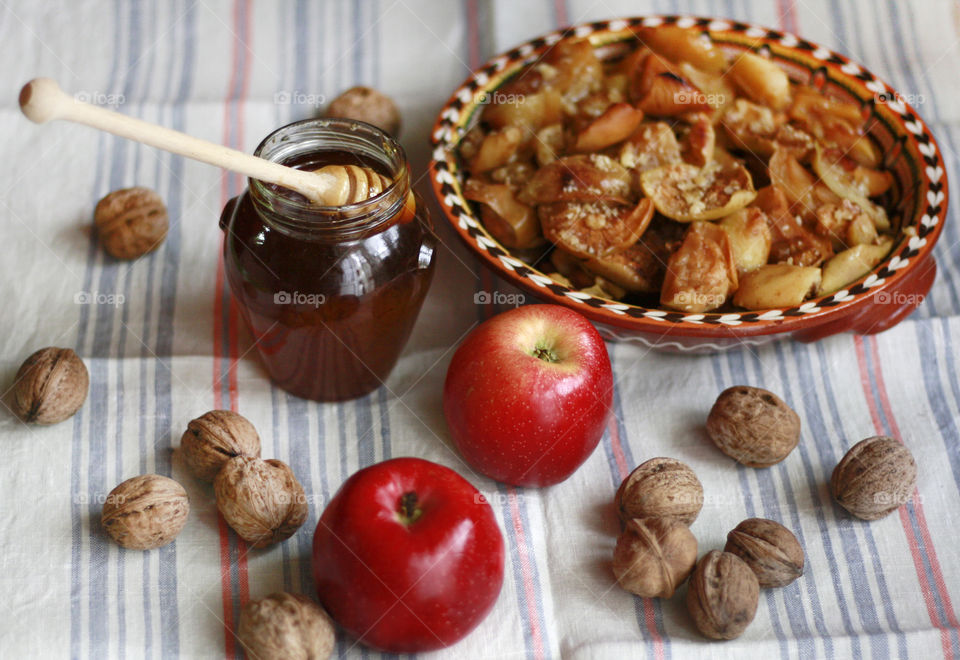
531;345;559;363
397;491;423;526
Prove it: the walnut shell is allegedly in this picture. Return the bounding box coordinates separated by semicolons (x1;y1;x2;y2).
706;386;801;467
615;457;703;525
181;410;261;481
12;347;89;424
831;436;917;520
101;474;190;550
724;518;804;588
686;550;759;640
613;517;698;598
325;86;401;135
94;187;168;259
238;592;335;660
214;457;307;548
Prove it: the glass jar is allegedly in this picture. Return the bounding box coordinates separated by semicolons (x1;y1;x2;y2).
220;118;436;402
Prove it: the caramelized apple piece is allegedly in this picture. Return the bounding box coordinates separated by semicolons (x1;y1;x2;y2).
718;208;772;274
524;154;633;205
720;98;786;157
680;114;716;167
550;248;595;288
733;264;821;309
469;126;525;172
819;237;893;294
677;62;736;117
484;71;564;131
638;26;727;74
632;54;712;116
769;146;841;219
661;221;738;312
619;122;683;172
727;51;792;110
584;218;684;293
534;124;566;167
541;38;603;103
813;199;876;250
640;161;757;222
812;144;889;229
755;184;834;267
789;86;879;167
464;179;542;249
539;197;654;259
572;102;645;153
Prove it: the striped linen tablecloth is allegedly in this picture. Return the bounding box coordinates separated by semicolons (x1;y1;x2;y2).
1;0;959;658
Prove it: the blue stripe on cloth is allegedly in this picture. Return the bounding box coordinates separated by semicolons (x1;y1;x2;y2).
784;341;899;657
920;319;960;495
606;343;671;659
85;1;144;655
154;4;195;656
71;0;125;654
715;348;813;659
767;341;866;658
863;336;960;656
812;340;907;657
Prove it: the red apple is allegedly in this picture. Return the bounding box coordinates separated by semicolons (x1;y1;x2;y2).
443;304;613;487
312;457;504;653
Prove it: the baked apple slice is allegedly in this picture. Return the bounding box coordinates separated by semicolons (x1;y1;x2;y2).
539;197;654;259
640;161;757;222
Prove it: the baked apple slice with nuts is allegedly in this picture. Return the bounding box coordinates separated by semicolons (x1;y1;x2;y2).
584;217;684;293
640;160;757;222
539;197;654;260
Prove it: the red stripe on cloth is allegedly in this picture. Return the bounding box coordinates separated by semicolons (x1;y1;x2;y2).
854;336;958;659
553;0;568;29
506;487;545;660
607;415;664;659
778;0;799;34
216;0;253;656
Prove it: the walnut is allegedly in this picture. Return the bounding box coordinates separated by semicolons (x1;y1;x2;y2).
706;386;801;467
686;550;759;640
101;474;190;550
214;457;308;548
238;592;335;660
325;86;401;136
724;518;804;588
615;457;703;525
94;187;168;259
613;517;697;598
12;347;89;424
180;410;261;482
831;436;917;520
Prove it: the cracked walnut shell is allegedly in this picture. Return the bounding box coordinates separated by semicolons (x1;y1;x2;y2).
94;187;168;259
686;550;759;640
615;457;703;525
831;436;917;520
706;386;801;467
101;474;190;550
725;518;804;588
214;456;308;548
238;592;335;660
181;410;261;482
613;517;697;598
12;347;89;424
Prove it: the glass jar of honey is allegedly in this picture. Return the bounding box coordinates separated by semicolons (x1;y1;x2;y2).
220;118;436;402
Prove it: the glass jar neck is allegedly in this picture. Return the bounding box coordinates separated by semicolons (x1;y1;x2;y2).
248;118;410;240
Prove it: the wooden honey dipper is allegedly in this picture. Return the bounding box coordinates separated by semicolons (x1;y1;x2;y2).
18;78;391;206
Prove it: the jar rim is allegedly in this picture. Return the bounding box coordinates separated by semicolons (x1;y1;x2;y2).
249;117;409;236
